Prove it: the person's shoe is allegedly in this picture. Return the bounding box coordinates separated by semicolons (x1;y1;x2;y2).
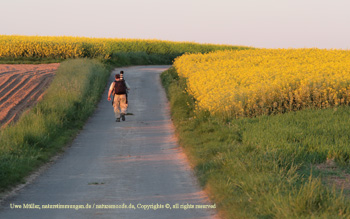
116;118;120;122
121;113;125;121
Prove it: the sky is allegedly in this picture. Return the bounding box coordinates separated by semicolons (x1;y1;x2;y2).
1;0;349;49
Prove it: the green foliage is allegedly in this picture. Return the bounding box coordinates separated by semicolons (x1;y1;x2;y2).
0;57;64;64
106;52;176;66
239;107;350;166
160;68;350;218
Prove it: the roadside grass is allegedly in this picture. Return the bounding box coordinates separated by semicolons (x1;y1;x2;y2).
106;52;176;66
161;67;350;218
0;59;109;191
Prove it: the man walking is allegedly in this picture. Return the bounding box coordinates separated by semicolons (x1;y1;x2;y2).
107;74;130;122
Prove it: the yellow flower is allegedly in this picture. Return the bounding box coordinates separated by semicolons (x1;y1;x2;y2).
174;49;350;117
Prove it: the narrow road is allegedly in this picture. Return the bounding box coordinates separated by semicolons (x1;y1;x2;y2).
0;66;217;219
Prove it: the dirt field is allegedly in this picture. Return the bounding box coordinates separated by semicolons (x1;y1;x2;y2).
0;63;60;128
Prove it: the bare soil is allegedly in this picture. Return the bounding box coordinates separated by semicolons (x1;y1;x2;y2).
0;63;59;128
316;158;350;191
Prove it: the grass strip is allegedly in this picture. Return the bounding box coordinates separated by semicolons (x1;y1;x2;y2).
161;67;350;218
106;52;176;66
0;58;109;192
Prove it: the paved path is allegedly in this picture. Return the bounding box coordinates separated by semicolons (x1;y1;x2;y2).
0;66;217;219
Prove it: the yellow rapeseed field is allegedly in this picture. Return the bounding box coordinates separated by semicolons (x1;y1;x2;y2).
174;49;350;117
0;35;110;59
0;35;246;60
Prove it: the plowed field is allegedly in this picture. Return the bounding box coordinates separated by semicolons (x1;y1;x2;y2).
0;63;60;128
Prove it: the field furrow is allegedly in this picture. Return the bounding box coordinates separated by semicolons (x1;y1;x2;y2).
0;74;20;93
0;75;32;105
0;70;18;77
0;64;59;127
0;76;52;126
